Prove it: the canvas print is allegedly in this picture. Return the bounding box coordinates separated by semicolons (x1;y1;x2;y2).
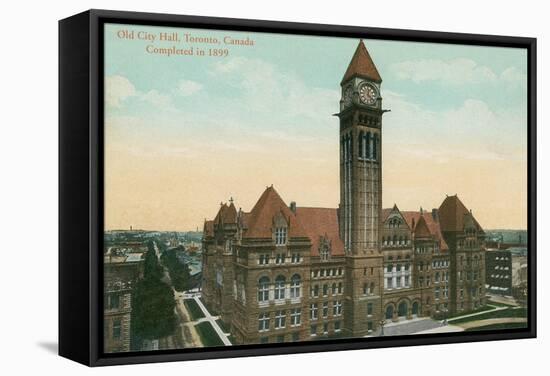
102;23;529;353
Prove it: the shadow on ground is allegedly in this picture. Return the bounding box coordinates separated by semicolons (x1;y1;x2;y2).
37;341;58;354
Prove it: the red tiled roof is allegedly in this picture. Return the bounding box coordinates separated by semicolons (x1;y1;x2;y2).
242;186;307;239
341;40;382;84
213;202;238;225
438;195;483;233
295;207;345;256
399;210;449;251
414;215;432;239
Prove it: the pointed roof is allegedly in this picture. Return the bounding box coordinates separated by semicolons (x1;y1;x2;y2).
341;40;382;85
438;195;483;233
386;208;449;251
243;186;307;239
414;215;432;239
203;220;214;238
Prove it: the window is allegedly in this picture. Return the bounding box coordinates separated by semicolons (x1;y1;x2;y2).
259;254;269;265
258;276;270;302
311;284;319;297
367;321;373;332
259;313;270;331
275;227;287;246
323;302;329;318
112;319;121;339
292;332;300;342
291;253;301;263
275;253;284;264
274;275;285;300
276;335;285;343
291;308;301;326
370;282;375;295
323;284;328;296
290;274;301;298
333;300;343;316
435;287;440;299
396;263;402;272
108;294;120;310
387;277;393;289
338;282;343;294
260;336;269;344
405;276;410;287
275;310;286;329
310;303;318;320
323;323;329;335
396;276;401;287
386;264;393;272
310;324;317;337
367;303;373;316
331;283;337;295
334;320;341;332
435;272;440;283
363;283;368;295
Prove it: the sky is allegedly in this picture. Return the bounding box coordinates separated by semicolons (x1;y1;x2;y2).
104;23;528;231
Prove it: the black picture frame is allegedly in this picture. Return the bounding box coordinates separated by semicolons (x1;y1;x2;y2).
59;9;537;367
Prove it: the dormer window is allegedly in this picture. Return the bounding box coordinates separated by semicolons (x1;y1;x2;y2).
319;236;331;261
275;227;287;246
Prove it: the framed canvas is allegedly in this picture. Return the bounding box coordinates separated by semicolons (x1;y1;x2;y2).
59;9;537;366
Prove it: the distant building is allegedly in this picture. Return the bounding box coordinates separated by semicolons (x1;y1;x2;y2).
103;246;145;353
485;249;512;296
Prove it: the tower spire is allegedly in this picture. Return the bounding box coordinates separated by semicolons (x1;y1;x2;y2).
341;40;382;84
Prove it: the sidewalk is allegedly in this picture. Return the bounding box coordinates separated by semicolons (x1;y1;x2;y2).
193;296;232;346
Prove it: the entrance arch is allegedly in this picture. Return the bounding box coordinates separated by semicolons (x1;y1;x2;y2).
398;301;408;318
412;301;419;316
385;305;394;320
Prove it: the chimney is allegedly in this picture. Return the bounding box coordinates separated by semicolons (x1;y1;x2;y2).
290;201;297;214
432;209;439;222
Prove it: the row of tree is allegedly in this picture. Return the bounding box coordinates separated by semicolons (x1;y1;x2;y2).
160;246;193;292
130;241;177;350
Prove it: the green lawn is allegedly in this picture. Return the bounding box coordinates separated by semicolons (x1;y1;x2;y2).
447;305;493;319
450;307;527;325
195;321;224;347
465;322;528;332
487;300;516;308
216;319;230;333
184;299;205;321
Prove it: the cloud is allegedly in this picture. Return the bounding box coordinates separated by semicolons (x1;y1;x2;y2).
383;90;526;162
176;80;203;96
105;75;136;107
140;89;173;109
390;58;497;85
210;57;339;123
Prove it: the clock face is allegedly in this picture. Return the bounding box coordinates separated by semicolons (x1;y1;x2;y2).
359;83;378;105
343;86;353;107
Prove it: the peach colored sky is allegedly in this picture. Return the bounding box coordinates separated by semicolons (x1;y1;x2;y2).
104;24;527;231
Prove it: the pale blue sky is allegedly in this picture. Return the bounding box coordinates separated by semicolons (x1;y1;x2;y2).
104;23;528;230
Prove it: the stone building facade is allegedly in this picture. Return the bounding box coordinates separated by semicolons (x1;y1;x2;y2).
201;40;486;345
103;247;145;353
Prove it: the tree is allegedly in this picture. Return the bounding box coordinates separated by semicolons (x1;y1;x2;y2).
131;277;177;345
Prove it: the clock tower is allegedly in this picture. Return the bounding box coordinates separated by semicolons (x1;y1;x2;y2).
339;40;386;336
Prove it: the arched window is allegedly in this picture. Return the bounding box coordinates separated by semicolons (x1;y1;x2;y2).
290;274;301;298
323;284;328;296
365;132;371;159
358;131;364;159
369;133;375;159
274;275;286;300
258;276;270;302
